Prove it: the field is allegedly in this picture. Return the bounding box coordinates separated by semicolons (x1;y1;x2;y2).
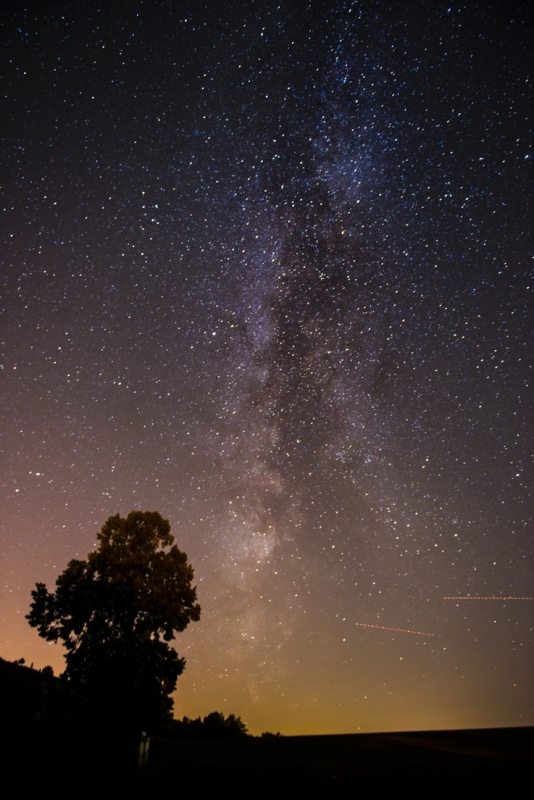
121;726;533;793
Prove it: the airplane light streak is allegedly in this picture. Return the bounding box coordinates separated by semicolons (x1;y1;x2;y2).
443;596;534;601
354;622;434;637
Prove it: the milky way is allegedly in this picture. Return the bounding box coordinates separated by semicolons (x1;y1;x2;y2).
1;1;532;734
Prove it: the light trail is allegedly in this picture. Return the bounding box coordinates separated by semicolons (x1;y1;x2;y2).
354;622;434;637
443;596;534;601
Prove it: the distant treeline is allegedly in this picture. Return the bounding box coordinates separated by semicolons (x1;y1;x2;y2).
164;711;248;738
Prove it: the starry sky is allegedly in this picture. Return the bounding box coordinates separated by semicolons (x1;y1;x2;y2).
1;0;532;735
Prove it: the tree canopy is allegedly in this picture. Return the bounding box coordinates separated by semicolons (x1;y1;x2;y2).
27;511;200;734
166;711;248;739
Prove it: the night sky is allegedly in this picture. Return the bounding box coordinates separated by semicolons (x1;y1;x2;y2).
1;0;532;735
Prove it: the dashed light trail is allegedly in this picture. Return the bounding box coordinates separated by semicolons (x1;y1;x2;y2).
354;623;434;637
443;597;534;601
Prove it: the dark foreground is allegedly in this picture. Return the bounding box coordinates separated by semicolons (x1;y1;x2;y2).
4;659;530;792
4;725;532;793
116;726;532;794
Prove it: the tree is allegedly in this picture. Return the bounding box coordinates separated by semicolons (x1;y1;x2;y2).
26;511;200;736
202;711;248;738
164;712;248;739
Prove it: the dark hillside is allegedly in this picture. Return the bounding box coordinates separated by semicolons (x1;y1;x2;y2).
142;726;533;793
0;656;118;769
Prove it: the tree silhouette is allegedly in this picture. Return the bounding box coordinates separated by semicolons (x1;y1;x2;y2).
165;711;248;738
27;511;200;736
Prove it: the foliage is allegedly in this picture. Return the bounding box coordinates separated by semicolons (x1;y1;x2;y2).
165;711;248;738
0;656;91;762
27;511;201;735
